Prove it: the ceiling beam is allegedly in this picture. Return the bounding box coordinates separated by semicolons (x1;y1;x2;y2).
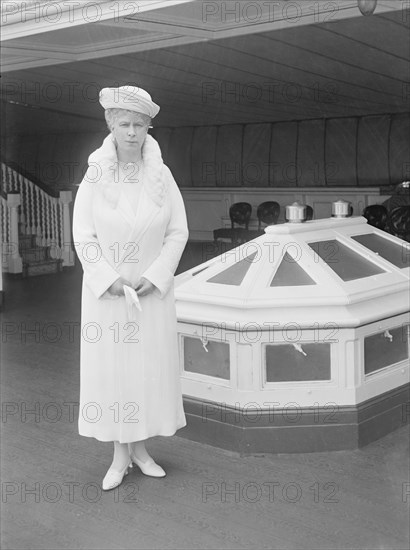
1;45;77;60
98;18;213;39
0;35;209;72
0;0;405;74
0;0;195;41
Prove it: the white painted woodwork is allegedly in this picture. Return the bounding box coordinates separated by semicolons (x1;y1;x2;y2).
175;215;410;408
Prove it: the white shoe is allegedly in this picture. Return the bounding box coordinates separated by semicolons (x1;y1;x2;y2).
102;462;132;491
130;453;166;478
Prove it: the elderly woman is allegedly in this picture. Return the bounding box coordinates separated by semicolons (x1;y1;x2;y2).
72;86;189;490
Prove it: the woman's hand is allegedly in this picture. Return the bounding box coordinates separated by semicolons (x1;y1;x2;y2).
107;277;132;297
135;277;155;297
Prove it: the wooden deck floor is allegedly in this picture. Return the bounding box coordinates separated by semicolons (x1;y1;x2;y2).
1;244;409;550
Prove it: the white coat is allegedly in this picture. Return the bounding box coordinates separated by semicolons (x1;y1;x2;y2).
72;134;189;443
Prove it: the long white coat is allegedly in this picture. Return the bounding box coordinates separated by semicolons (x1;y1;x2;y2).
72;133;189;443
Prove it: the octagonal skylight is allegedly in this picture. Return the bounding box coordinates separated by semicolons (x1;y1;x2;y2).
175;217;410;329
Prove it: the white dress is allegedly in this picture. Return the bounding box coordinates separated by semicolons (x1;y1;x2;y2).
72;134;189;443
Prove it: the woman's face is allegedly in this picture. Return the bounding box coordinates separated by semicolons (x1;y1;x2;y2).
111;111;149;157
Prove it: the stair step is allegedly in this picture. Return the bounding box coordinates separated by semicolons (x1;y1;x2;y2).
21;247;49;262
18;234;36;249
23;259;63;278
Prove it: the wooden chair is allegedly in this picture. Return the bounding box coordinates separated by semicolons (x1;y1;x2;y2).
362;205;388;230
257;201;281;227
387;205;410;241
305;205;314;221
213;202;252;244
247;201;280;239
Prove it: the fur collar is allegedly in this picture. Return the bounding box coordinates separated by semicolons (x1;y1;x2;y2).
87;133;167;207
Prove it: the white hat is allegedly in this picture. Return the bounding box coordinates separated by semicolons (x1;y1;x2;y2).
99;85;160;118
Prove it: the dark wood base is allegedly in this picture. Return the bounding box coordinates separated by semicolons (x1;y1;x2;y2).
3;272;23;280
179;384;410;454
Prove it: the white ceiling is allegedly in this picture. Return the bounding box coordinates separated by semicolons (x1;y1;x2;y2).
1;0;409;131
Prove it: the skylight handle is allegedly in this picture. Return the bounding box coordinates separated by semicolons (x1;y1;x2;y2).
383;330;393;342
293;343;307;356
193;330;209;352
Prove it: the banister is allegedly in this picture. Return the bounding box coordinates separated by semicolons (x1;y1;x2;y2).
1;161;74;272
0;157;60;198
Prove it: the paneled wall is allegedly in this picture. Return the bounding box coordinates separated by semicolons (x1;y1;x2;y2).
179;186;394;240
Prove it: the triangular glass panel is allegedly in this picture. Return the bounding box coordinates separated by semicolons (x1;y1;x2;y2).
207;252;257;286
270;252;316;286
308;239;385;281
352;233;410;269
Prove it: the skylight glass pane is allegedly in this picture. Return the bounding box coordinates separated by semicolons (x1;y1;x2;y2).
265;343;331;382
184;337;230;379
364;326;409;374
308;239;386;281
206;252;257;286
270;252;316;286
352;233;410;269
